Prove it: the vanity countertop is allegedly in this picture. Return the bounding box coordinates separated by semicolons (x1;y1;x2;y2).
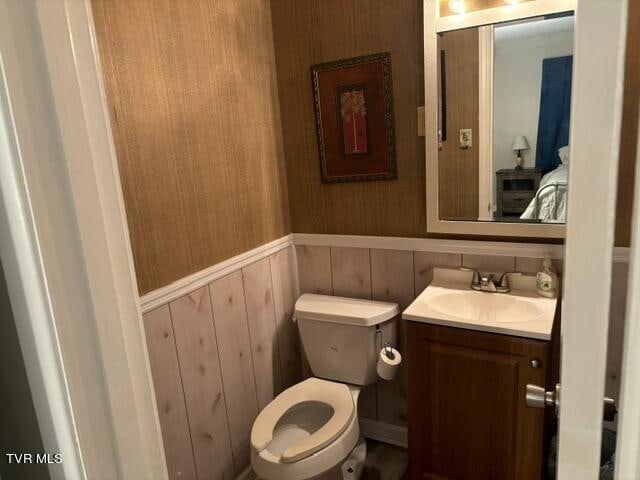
402;268;557;340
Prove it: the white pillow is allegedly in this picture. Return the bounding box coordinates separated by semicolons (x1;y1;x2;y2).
558;145;570;164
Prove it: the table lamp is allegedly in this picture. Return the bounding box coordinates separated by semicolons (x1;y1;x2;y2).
512;135;529;170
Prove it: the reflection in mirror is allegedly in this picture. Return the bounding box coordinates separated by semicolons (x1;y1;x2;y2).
438;0;537;17
437;14;574;224
493;16;574;223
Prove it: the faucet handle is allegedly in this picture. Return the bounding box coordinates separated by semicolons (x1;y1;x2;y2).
498;271;523;288
460;267;482;285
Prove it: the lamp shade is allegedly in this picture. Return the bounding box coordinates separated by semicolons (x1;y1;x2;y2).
512;135;530;151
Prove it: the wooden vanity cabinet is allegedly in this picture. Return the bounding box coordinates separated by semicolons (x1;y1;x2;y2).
407;321;549;480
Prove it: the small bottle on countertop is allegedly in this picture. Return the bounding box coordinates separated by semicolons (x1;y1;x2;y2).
536;253;557;298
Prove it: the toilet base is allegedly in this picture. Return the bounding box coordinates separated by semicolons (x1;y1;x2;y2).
341;437;366;480
253;437;366;480
309;437;366;480
306;465;343;480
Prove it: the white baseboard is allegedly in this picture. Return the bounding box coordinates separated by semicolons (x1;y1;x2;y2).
359;418;408;449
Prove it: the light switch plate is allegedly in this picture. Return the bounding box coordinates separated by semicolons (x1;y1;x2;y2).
417;106;425;137
459;128;472;149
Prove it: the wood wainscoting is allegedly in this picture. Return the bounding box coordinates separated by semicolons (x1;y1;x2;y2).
293;236;630;432
141;233;630;478
295;243;533;428
142;246;300;480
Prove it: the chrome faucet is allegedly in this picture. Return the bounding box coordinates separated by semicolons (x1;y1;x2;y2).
460;267;522;293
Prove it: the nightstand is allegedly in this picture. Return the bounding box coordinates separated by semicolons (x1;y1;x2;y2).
495;168;542;219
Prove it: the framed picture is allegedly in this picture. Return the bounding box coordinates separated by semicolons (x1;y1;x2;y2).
311;52;397;183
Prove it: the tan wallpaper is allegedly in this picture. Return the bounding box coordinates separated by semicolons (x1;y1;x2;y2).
93;0;637;296
615;0;639;247
271;0;426;238
272;0;637;246
92;0;290;294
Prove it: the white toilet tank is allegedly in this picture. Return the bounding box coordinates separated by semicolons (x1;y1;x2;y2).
294;294;399;386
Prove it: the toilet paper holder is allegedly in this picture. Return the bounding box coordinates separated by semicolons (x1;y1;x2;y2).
382;345;397;360
375;327;397;359
375;326;402;381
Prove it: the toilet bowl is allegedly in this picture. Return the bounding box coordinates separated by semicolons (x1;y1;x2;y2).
250;294;399;480
250;377;361;480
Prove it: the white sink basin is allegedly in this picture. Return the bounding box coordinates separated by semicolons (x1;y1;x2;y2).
427;290;545;324
402;268;558;340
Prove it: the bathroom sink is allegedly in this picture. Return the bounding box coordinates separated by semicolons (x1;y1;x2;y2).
403;267;558;340
426;290;545;324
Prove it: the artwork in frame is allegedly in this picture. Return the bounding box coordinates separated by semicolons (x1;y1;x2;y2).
311;52;397;183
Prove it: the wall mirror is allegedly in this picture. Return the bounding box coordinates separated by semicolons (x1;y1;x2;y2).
425;0;577;238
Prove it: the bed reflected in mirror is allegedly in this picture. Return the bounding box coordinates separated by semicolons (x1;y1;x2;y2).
437;14;574;224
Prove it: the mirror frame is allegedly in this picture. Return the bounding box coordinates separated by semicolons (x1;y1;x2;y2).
424;0;577;238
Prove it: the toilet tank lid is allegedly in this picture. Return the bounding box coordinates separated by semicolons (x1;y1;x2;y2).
294;294;399;326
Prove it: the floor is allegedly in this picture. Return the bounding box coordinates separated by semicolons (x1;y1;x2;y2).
361;439;408;480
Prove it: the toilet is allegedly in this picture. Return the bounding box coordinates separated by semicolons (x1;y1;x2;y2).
250;293;399;480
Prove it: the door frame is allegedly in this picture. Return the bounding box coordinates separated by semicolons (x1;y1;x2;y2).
0;1;167;479
615;100;640;479
0;36;85;480
556;0;629;478
477;25;494;222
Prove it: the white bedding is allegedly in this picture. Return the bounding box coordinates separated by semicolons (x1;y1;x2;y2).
520;165;568;222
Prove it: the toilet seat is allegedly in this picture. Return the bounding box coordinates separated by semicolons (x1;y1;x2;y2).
251;377;354;463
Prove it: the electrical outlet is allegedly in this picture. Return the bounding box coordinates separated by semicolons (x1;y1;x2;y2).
459;128;472;149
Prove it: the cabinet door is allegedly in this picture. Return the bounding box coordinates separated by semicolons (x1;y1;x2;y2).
407;322;548;480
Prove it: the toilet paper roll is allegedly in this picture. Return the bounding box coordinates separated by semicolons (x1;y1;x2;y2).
376;347;402;381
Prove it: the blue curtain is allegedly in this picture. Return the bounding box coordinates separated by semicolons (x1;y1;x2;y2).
535;55;573;173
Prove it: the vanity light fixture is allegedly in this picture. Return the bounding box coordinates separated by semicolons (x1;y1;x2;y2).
448;0;466;14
